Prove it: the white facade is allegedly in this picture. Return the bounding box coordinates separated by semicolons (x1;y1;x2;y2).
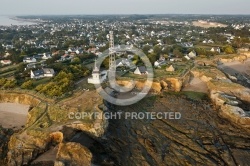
188;51;197;58
23;57;37;63
42;53;52;60
0;60;12;65
31;68;55;79
88;61;105;84
134;66;148;75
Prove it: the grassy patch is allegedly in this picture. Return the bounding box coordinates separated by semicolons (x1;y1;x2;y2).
26;129;50;140
164;91;208;101
77;80;96;90
195;43;223;48
181;91;208;101
121;72;148;80
48;105;72;123
0;64;19;72
26;102;47;126
0;70;16;78
33;78;52;87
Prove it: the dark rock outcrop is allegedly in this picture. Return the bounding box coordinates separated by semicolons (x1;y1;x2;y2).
102;95;250;166
0;126;14;165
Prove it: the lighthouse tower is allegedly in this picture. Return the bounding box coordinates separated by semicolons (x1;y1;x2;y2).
88;60;102;84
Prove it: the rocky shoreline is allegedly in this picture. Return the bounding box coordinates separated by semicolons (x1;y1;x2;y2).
0;126;14;165
1;57;250;165
101;94;250;165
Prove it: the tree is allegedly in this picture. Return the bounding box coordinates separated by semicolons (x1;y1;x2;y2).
163;36;176;45
142;45;151;54
153;45;161;56
0;44;5;54
173;49;183;58
101;57;110;69
35;84;44;92
223;45;235;54
46;54;60;65
3;80;16;89
21;80;33;89
147;53;157;65
71;57;81;65
232;37;250;48
35;71;73;97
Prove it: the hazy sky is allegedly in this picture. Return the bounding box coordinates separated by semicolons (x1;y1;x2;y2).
0;0;249;15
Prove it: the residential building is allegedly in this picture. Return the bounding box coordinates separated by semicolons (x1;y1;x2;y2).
0;60;12;65
166;65;175;72
188;51;197;58
23;57;37;63
31;68;55;79
134;66;148;75
42;53;52;60
210;47;221;53
154;55;166;67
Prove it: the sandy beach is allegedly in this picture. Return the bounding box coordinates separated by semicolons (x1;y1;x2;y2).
219;58;250;76
0;103;30;130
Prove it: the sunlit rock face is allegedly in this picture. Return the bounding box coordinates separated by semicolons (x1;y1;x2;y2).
55;142;92;166
0;91;107;166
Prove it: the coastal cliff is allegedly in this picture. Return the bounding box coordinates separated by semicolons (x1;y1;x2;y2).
0;91;108;166
1;59;250;165
191;65;250;129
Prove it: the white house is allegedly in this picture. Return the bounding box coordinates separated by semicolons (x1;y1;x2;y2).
0;60;12;65
31;68;55;79
68;48;76;52
202;40;208;44
211;47;221;53
43;68;55;77
23;57;37;63
154;55;166;68
188;51;197;58
148;49;154;54
166;65;175;72
184;55;191;60
75;49;83;55
208;39;214;44
42;53;52;60
134;66;148;75
116;58;135;68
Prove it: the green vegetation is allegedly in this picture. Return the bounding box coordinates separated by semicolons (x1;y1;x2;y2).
26;102;47;126
0;78;17;89
35;71;73;97
21;80;34;89
33;78;52;87
164;91;209;101
222;45;235;54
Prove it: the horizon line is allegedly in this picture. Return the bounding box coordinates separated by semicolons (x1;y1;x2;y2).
7;13;250;16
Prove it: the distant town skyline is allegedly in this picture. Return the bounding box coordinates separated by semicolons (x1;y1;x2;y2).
0;0;250;15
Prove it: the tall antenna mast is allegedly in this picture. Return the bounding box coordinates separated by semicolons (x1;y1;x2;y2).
109;31;116;73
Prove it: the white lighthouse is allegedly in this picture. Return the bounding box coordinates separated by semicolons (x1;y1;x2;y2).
88;60;103;84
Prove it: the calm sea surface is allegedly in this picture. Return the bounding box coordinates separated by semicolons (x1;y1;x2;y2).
0;15;35;26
